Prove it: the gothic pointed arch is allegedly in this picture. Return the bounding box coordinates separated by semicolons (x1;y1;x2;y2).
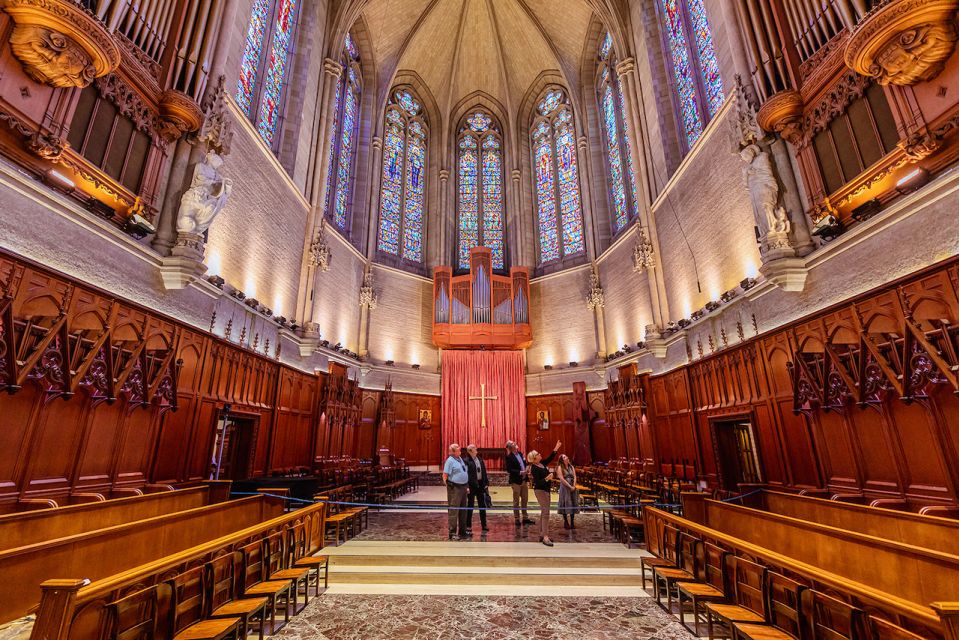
322;31;363;233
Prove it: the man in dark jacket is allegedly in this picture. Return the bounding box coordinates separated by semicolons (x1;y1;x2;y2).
504;440;534;526
464;444;490;534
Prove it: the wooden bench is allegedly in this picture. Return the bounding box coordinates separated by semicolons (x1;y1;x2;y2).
644;505;959;639
0;494;285;622
0;482;231;552
28;500;327;639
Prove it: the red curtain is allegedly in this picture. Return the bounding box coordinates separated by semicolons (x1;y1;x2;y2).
441;350;527;452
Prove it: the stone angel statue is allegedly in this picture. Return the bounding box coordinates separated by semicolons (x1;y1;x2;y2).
176;151;233;236
740;143;792;248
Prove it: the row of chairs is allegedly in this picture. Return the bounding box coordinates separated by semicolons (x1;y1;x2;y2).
643;523;928;640
319;485;370;546
109;519;329;639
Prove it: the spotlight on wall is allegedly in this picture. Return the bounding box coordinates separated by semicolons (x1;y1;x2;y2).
677;318;691;329
720;289;738;304
244;297;260;309
851;198;881;222
622;344;633;353
705;300;721;312
896;167;929;194
544;364;553;370
690;309;705;321
740;277;758;291
636;341;647;350
568;361;579;367
207;275;225;288
126;213;156;239
411;363;421;370
275;316;288;326
231;289;246;300
385;360;395;367
45;169;76;192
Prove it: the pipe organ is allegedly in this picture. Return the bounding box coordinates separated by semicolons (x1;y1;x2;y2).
432;247;532;349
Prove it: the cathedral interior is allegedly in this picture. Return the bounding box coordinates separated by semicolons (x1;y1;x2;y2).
2;0;959;638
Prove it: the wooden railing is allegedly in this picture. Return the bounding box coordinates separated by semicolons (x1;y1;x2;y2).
645;500;959;638
28;499;326;640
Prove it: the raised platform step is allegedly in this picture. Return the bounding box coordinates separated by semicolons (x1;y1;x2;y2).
329;568;642;586
329;554;644;568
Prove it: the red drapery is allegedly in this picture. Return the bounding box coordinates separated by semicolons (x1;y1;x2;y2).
441;350;526;452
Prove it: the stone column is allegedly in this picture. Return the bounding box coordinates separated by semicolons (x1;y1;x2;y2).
364;136;384;259
510;169;529;266
617;58;670;331
437;168;451;265
585;268;607;360
357;265;377;357
295;58;343;330
576;136;599;260
152;138;190;254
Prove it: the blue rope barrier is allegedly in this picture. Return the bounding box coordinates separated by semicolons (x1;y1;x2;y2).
232;491;681;512
721;489;763;503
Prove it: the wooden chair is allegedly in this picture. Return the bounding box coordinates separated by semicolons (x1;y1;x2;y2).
704;557;768;639
677;542;729;636
238;539;294;632
733;572;805;640
263;531;311;612
167;567;241;640
641;523;681;590
320;493;357;545
207;553;269;640
803;590;866;640
653;532;699;612
109;586;159;640
868;616;929;640
288;521;330;596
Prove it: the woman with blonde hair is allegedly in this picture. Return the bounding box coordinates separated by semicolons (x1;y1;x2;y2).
555;454;580;530
528;440;562;546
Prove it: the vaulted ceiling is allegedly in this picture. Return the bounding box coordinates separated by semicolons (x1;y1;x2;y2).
359;0;598;125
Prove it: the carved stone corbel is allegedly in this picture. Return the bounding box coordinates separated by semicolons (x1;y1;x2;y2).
2;0;121;88
845;0;959;86
757;90;805;145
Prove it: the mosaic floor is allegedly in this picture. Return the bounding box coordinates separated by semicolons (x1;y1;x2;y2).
272;594;693;640
353;511;615;544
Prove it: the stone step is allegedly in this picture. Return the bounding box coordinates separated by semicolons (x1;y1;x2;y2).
329;554;644;569
329;566;643;586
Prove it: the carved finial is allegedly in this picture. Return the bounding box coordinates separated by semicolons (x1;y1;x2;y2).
633;226;655;272
736;321;745;341
359;264;377;310
209;310;217;333
197;75;234;156
224;318;233;340
585;270;605;311
697;339;704;359
309;219;332;271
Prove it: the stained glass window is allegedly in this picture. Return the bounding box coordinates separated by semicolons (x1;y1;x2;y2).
377;89;428;262
456;110;505;269
597;30;640;234
656;0;724;149
236;0;300;149
531;88;585;265
323;34;361;232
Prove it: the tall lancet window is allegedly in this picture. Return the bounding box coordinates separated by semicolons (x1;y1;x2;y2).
323;33;362;232
236;0;300;149
377;89;428;263
457;111;505;270
531;88;585;265
656;0;724;149
597;32;640;234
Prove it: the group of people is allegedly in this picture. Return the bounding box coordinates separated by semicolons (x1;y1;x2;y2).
443;439;580;546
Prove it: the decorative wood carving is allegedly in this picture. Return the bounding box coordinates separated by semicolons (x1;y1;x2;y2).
845;0;959;86
758;90;805;144
158;90;204;142
2;0;121;88
802;70;873;143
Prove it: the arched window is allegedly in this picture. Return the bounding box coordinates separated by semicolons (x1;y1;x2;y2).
656;0;724;149
236;0;300;149
597;32;640;234
531;88;585;265
377;89;428;263
457;110;505;270
323;33;362;232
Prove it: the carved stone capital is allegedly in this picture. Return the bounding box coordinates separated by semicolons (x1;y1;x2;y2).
757;90;805;144
845;0;959;86
3;0;120;88
511;169;521;182
323;58;344;79
439;169;451;182
577;136;589;151
159;253;207;290
615;57;637;79
760;256;809;292
371;136;383;151
158;90;204;143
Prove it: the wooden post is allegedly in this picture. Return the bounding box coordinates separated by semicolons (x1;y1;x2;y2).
205;479;233;503
29;579;88;640
933;603;959;640
680;491;708;524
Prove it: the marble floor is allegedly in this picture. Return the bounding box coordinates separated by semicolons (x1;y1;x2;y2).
272;594;693;640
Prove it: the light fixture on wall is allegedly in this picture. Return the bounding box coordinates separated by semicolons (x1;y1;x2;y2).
207;275;225;288
544;364;553;371
705;300;721;313
385;360;395;366
411;363;421;370
568;361;578;367
740;277;758;291
896;168;929;194
720;289;737;304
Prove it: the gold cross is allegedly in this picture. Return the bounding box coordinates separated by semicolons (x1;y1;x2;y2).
468;382;498;428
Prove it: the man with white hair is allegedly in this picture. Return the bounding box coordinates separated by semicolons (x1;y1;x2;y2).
443;443;469;540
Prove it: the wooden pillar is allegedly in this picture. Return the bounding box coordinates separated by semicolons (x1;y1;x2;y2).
30;579;88;640
933;603;959;640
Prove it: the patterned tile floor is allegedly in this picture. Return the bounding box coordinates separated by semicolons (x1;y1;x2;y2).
353;511;615;544
272;594;693;640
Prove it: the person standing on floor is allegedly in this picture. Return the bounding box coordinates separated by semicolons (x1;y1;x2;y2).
555;454;580;530
443;443;469;540
528;440;562;546
464;444;490;535
504;440;534;526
